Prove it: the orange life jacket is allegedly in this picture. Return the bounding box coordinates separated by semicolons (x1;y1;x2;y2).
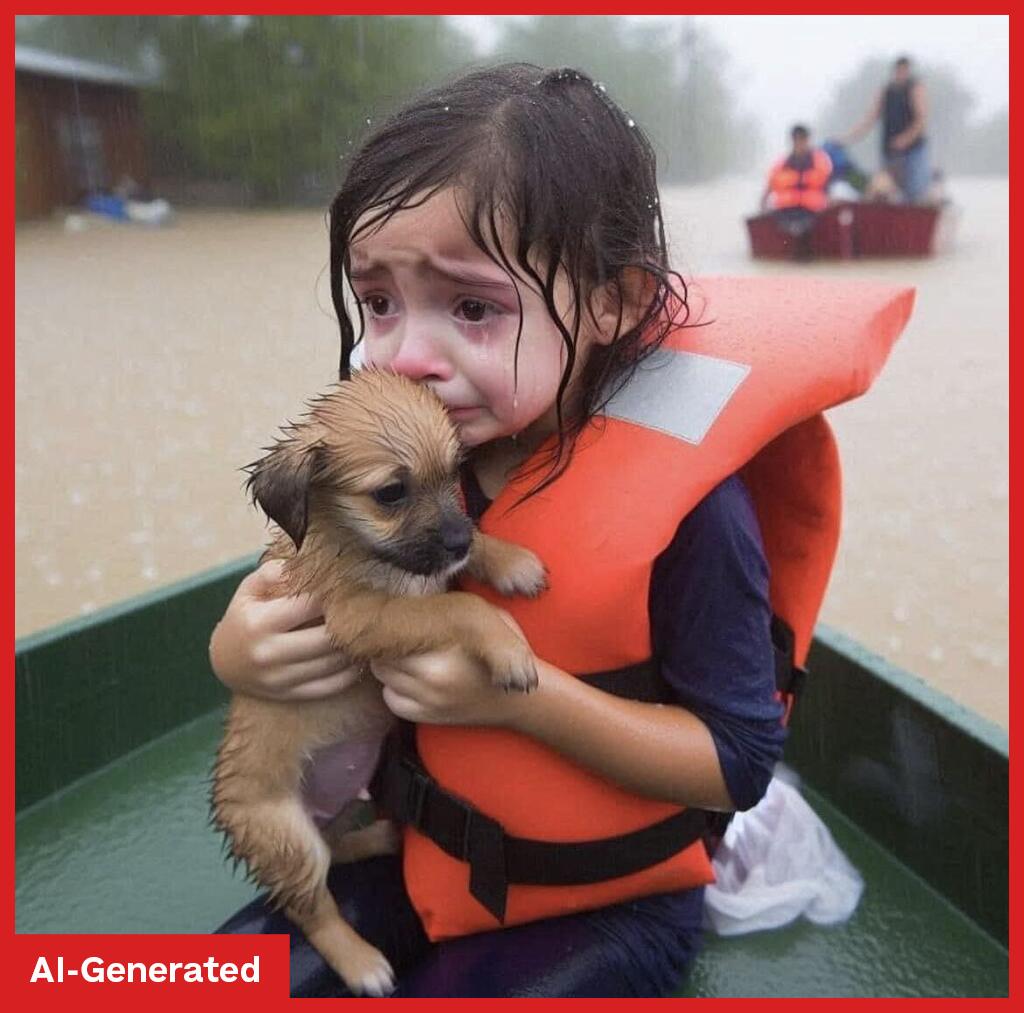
769;148;833;211
402;276;914;941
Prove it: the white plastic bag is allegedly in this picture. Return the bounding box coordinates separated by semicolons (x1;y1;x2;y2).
703;766;864;936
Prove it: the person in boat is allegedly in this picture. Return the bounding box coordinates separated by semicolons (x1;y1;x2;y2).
207;63;900;997
840;55;931;204
760;124;833;236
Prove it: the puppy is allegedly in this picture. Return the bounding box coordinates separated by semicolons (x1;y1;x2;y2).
211;370;545;995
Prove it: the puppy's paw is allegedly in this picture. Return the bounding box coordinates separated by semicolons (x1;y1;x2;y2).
339;944;396;998
492;547;548;599
490;644;539;694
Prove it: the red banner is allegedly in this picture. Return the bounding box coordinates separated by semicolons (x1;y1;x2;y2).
9;935;290;1010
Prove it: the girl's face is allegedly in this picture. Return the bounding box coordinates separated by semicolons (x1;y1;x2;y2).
350;188;589;448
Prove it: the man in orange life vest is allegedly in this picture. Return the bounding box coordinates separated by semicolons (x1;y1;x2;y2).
760;124;833;226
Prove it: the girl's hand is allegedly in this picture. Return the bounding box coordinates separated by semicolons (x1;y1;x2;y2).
371;611;534;728
209;559;362;702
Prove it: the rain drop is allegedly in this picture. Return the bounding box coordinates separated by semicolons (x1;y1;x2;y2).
443;105;450;112
627;119;636;128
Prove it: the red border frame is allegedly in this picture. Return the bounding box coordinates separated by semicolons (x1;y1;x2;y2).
8;6;1013;1007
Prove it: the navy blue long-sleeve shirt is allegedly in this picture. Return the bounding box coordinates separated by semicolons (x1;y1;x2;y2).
648;473;787;810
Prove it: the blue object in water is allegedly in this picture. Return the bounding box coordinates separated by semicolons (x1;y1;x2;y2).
84;193;130;220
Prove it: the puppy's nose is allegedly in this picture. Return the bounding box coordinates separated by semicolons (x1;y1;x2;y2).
439;516;473;558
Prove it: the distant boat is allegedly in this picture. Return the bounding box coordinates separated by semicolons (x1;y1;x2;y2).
746;201;954;260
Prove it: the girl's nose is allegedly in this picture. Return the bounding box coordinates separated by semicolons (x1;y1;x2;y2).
386;326;454;384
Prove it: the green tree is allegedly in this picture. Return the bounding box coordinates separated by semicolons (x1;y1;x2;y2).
18;15;477;203
145;16;474;202
15;14;161;73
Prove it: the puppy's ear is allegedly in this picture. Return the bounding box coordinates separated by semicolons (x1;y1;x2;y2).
246;442;321;550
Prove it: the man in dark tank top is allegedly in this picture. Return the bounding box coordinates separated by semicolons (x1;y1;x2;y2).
841;55;932;203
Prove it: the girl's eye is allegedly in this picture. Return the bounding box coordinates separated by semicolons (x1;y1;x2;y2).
455;299;490;323
363;295;392;317
372;480;407;506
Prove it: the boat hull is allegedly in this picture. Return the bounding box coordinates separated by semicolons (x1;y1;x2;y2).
747;201;948;260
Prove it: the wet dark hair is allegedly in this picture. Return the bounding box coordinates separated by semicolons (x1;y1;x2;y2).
790;123;810;141
328;62;689;496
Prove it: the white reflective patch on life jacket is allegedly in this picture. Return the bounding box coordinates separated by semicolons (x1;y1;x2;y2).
602;347;751;445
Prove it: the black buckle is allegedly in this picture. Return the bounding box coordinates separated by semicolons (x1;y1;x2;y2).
788;664;808;699
771;614;808;699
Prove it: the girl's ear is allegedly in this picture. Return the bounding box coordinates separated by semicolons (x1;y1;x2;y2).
588;268;656;346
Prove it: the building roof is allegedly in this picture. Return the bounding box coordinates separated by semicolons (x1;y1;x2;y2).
15;44;159;89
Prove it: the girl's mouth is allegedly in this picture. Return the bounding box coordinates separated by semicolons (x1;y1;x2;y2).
447;406;482;421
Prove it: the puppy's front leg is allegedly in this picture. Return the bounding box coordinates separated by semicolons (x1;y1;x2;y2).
466;531;547;598
323;590;538;692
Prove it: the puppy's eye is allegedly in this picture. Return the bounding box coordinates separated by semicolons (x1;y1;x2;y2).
372;481;407;506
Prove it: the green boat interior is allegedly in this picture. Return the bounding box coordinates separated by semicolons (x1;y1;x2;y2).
16;557;1008;998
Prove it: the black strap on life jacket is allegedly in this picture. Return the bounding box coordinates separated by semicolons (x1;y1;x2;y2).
370;613;806;923
583;615;806;705
371;718;710;923
771;614;808;713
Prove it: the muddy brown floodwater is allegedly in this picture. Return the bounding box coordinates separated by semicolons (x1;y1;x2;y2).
15;177;1007;728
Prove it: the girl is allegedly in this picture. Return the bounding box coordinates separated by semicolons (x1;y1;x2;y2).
209;63;793;997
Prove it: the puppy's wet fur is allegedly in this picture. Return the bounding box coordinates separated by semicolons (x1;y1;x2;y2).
211;371;546;995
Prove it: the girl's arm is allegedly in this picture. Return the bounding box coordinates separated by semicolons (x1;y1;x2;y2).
510;661;736;811
373;649;734;811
